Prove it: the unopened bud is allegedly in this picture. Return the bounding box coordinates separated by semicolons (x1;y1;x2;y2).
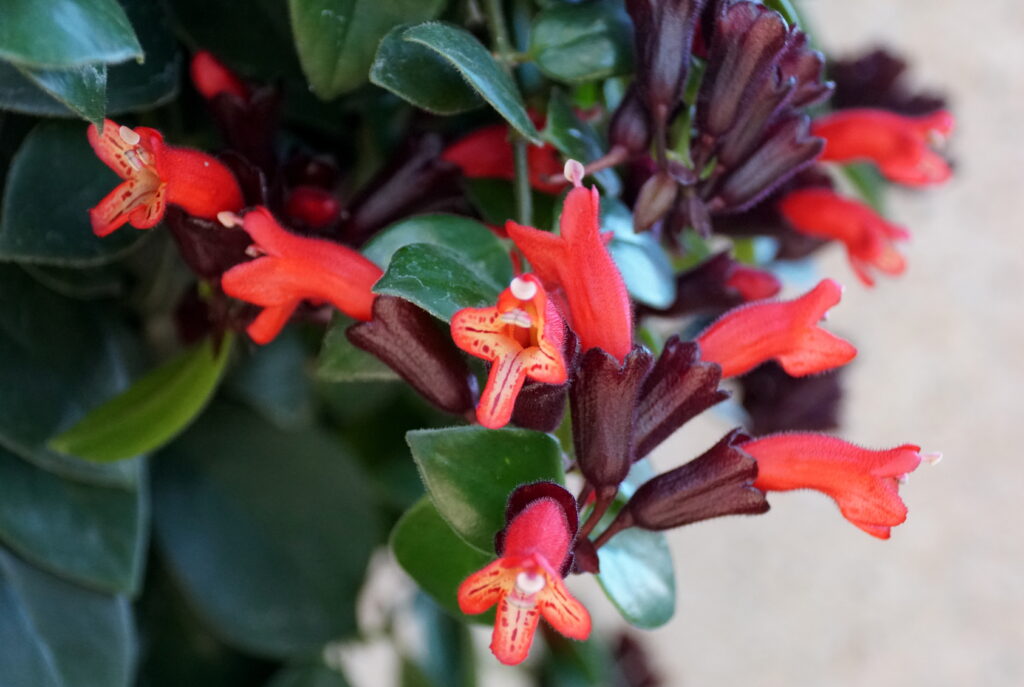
633;172;679;232
609;87;653;154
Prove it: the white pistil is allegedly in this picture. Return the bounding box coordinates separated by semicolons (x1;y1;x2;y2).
217;211;244;228
564;158;585;187
245;245;265;258
515;571;546;596
118;125;141;145
898;474;910;485
499;308;532;328
921;451;943;466
509;276;537;301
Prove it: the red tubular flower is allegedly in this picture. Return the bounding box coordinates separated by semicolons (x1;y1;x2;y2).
87;119;244;237
189;51;249;101
458;498;591;665
507;162;633;362
451;274;567;429
220;207;381;344
813;108;954;186
725;263;783;302
696;279;857;378
779;188;910;286
743;433;936;538
442;124;565;193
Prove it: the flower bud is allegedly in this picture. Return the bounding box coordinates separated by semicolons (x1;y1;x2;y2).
633;172;679;232
609;86;653;155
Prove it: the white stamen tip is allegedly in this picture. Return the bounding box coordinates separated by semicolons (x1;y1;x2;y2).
921;451;943;466
515;571;546;596
509;276;538;301
564;159;585;187
118;125;141;145
217;211;243;228
245;245;264;258
897;474;910;485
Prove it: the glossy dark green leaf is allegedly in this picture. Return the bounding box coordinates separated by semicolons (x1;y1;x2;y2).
154;402;379;658
602;198;676;308
50;336;233;463
373;243;502;321
0;447;146;594
543;88;621;196
594;459;675;628
530;0;633;83
0;121;145;265
288;0;447;99
0;548;134;687
370;26;483;115
401;23;541;143
0;0;142;68
225;328;314;430
317;314;399;382
0;0;180;121
596;526;675;628
0;265;142;487
267;663;352;687
464;177;557;230
391;497;492;621
13;63;107;125
407;426;564;552
363;214;514;285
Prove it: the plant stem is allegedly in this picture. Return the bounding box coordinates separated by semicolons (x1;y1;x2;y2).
513;140;533;226
483;0;514;66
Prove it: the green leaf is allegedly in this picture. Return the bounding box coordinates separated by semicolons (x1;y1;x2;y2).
0;265;142;488
596;526;675;628
0;447;146;595
530;0;633;83
154;402;380;658
0;121;146;266
464;177;557;230
602;198;676;308
317;314;399;382
0;0;181;119
400;23;541;143
407;426;564;552
543;88;621;196
288;0;447;99
373;243;502;321
403;594;477;687
50;335;233;463
370;25;483;115
13;63;107;126
363;213;514;284
841;162;886;213
225;328;314;430
391;497;492;621
0;0;142;69
267;663;353;687
0;548;134;687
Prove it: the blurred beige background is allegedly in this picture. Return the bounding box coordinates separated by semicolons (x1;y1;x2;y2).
635;1;1024;685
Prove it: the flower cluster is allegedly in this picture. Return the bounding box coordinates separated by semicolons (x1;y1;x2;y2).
80;3;951;670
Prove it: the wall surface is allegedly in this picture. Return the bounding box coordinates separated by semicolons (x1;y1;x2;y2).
638;1;1024;685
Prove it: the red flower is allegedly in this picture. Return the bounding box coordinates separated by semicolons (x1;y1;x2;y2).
725;263;783;302
442;123;565;193
189;51;249;101
458;497;591;665
87;119;244;237
813;108;954;186
696;279;856;378
779;188;910;286
451;274;568;429
507;162;633;362
220;207;381;344
743;433;938;538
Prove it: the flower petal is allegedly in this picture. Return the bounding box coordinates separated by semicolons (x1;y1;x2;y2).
89;176;165;237
491;593;542;665
247;301;301;345
477;351;529;429
87;119;163;180
537;570;591;641
450;306;518;364
458;559;513;615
